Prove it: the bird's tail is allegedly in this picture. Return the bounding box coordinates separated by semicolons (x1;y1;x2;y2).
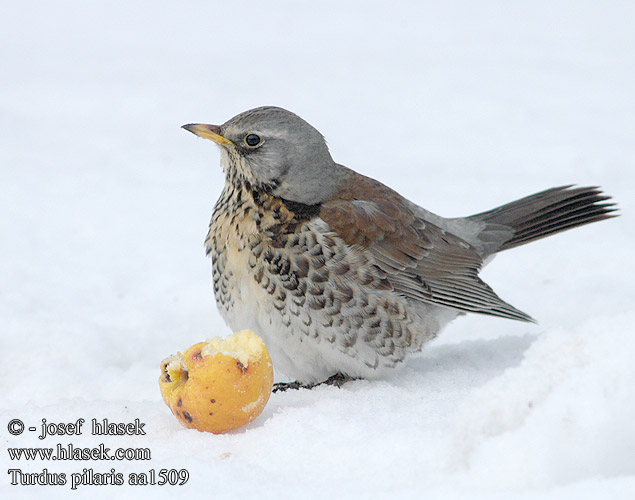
468;185;618;252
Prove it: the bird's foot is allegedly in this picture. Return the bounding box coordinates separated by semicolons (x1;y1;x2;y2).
321;373;357;388
272;380;306;393
272;373;358;393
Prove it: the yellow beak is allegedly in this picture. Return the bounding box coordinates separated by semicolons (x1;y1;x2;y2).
181;123;234;147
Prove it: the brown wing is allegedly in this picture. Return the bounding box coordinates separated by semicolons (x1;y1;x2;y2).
320;173;533;322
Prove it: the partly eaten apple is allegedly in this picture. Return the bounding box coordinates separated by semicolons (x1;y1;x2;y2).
159;330;274;434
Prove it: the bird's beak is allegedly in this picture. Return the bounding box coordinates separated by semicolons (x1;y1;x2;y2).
181;123;234;147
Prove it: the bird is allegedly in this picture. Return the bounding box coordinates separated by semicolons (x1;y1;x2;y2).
182;106;617;386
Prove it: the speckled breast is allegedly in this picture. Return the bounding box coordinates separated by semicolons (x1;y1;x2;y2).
205;182;421;380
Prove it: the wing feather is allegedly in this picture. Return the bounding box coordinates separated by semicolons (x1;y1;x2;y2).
320;174;534;322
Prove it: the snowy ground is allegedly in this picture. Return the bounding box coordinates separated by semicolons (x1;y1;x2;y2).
2;1;634;499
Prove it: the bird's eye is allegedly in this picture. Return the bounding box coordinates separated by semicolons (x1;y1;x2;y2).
244;134;262;147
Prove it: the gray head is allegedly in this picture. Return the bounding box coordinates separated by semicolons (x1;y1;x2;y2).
182;106;342;205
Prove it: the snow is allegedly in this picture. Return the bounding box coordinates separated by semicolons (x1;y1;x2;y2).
2;0;634;498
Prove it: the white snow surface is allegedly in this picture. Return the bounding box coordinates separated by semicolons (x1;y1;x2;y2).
2;1;634;499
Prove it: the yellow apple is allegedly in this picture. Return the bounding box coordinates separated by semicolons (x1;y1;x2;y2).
159;330;274;434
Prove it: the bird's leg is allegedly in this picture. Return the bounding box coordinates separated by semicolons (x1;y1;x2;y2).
321;373;358;388
272;373;358;393
272;380;307;393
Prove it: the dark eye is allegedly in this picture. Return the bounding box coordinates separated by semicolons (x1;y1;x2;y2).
244;134;262;147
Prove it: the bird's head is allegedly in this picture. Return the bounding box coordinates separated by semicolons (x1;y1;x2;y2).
183;106;341;206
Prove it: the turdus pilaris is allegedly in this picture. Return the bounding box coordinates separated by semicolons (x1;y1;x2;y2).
182;106;617;385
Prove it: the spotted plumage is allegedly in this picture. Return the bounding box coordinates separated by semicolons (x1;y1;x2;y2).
205;179;425;381
183;106;617;383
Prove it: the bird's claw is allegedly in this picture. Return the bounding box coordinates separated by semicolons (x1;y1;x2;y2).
272;373;357;393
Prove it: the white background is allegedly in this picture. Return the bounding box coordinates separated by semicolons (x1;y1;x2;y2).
2;1;634;499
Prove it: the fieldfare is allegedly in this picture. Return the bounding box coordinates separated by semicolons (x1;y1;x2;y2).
183;107;617;385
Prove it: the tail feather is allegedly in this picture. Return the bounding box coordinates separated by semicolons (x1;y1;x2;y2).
469;186;618;252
